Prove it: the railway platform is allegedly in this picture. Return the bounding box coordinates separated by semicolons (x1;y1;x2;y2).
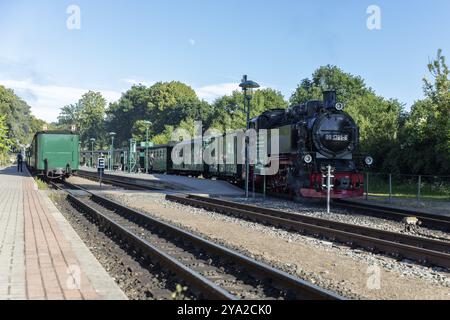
79;167;244;196
0;166;127;300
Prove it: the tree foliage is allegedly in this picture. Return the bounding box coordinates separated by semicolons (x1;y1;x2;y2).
209;88;287;132
0;85;50;151
0;115;11;165
57;91;107;148
106;82;212;146
400;50;450;175
77;91;107;147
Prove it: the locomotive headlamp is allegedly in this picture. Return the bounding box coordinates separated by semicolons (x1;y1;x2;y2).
335;103;345;111
303;154;313;164
365;156;374;166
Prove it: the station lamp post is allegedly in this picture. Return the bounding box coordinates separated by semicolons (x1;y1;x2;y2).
89;138;96;168
142;121;152;173
109;132;116;171
239;75;260;199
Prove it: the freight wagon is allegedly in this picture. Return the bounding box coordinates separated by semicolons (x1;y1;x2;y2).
27;131;80;179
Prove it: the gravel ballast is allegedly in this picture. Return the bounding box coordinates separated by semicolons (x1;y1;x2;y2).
222;196;450;242
50;192;193;300
103;191;450;300
65;176;450;299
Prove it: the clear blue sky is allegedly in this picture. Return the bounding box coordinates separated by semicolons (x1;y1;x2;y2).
1;0;449;121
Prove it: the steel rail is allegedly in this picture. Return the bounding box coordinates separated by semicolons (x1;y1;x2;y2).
51;181;342;300
69;172;450;268
76;170;171;191
76;169;450;231
75;171;156;191
50;181;236;300
68;194;237;300
167;194;450;269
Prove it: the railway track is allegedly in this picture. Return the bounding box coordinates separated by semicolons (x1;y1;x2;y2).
69;171;450;267
166;194;450;269
333;199;450;231
50;181;342;300
76;170;450;231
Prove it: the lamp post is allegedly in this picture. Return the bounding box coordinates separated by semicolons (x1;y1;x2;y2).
142;121;152;173
90;138;96;168
109;132;116;171
239;75;260;199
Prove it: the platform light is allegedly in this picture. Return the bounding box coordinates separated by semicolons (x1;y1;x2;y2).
303;154;313;164
365;156;374;166
109;132;116;171
239;75;260;199
142;121;152;174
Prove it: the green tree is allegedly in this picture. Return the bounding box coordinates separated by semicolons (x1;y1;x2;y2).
401;49;450;175
146;81;211;133
106;85;152;146
0;85;34;149
151;125;175;145
76;91;107;148
57;104;81;127
131;120;154;143
290;65;369;105
0;114;12;164
210;88;287;132
106;82;211;146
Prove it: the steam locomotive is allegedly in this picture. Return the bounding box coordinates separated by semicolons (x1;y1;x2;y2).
80;90;371;199
249;90;372;198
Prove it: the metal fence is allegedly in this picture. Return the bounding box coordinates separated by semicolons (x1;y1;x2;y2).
364;172;450;203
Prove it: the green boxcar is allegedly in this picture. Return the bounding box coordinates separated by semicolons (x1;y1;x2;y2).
27;131;79;178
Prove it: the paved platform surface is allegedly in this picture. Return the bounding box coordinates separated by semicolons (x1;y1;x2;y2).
80;166;244;196
0;166;127;300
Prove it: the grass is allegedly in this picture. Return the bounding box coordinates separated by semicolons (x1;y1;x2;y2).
367;192;449;201
366;177;450;201
34;177;49;190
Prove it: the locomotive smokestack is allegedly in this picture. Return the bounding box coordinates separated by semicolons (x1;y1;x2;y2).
323;91;336;109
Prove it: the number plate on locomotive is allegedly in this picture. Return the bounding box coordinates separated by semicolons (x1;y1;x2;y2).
324;134;349;141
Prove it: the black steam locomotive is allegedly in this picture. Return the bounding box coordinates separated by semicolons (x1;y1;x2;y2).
250;90;371;198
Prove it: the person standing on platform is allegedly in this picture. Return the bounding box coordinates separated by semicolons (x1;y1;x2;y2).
149;153;155;173
17;152;23;172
